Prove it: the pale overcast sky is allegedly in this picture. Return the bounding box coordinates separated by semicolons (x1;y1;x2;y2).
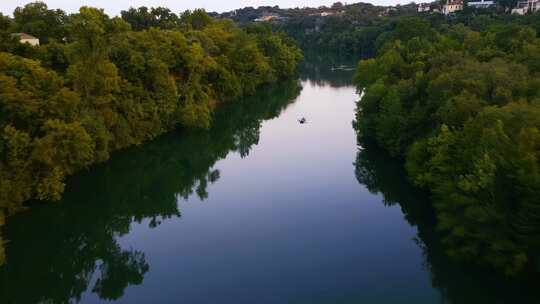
1;0;409;16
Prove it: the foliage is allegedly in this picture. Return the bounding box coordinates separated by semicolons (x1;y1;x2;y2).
354;15;540;275
271;6;540;59
12;2;67;43
355;140;540;303
0;3;301;215
214;1;420;58
0;80;300;303
120;6;179;31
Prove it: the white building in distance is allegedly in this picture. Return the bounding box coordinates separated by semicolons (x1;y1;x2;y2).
418;3;432;12
11;33;40;46
443;0;464;14
512;0;540;14
468;0;496;8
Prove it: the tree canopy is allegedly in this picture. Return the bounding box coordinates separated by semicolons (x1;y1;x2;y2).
0;2;302;220
354;15;540;276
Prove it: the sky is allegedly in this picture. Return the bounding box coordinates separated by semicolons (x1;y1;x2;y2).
0;0;407;16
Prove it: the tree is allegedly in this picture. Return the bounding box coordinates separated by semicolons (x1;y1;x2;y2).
354;18;540;275
13;2;67;43
179;9;213;30
0;4;302;215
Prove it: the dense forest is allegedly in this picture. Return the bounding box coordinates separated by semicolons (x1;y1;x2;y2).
354;14;540;276
355;142;540;303
275;2;404;58
0;80;300;303
0;2;303;222
227;2;539;58
217;2;417;57
2;0;540;288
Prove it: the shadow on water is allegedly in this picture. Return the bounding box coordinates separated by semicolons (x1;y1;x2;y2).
354;140;540;304
298;52;359;88
0;80;301;304
2;54;540;303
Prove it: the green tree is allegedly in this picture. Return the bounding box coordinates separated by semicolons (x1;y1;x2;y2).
354;18;540;275
13;1;67;43
179;9;213;30
0;5;302;218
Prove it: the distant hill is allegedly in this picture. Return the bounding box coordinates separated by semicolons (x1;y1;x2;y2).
213;2;418;25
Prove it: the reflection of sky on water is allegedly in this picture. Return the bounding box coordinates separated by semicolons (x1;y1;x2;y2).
4;61;536;304
111;79;438;303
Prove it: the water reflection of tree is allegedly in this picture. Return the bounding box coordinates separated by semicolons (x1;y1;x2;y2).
0;80;300;304
354;140;540;304
298;52;358;88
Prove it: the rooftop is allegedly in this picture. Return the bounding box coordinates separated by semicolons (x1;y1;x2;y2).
11;33;38;40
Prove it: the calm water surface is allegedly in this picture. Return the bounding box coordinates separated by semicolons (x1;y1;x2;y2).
0;59;536;303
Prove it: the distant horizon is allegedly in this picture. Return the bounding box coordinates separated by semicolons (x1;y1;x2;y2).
1;0;412;17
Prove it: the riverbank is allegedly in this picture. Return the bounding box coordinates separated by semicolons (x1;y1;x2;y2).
0;7;302;218
354;15;540;276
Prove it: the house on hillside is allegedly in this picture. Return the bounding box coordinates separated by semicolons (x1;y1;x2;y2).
418;3;432;12
379;6;398;16
254;14;284;22
11;33;40;46
468;0;495;8
320;11;335;16
443;0;463;14
512;0;540;14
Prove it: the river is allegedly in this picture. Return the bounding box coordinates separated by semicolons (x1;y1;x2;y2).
0;58;537;303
